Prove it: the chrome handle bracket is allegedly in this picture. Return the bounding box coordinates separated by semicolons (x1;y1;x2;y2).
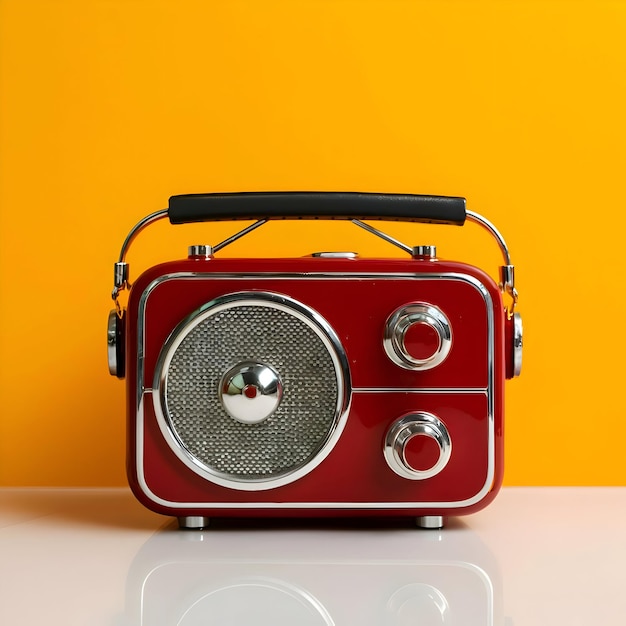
351;208;520;314
465;211;518;316
111;209;168;311
110;204;520;316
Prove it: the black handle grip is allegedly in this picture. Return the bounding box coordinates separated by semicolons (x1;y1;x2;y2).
168;192;466;226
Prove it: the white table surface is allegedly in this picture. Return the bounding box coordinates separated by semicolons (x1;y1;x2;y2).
1;487;624;625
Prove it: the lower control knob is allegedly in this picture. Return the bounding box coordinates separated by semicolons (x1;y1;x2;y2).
384;413;452;480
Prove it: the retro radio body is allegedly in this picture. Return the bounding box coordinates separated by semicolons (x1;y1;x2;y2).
107;192;522;529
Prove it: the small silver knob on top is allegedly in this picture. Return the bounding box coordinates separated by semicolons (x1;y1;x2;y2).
188;245;213;258
412;245;437;259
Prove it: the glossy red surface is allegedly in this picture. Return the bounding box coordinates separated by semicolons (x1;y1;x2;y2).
404;433;441;472
403;321;441;361
124;254;507;520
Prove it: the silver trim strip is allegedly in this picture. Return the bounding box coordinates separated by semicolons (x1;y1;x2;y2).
135;271;495;510
353;387;488;394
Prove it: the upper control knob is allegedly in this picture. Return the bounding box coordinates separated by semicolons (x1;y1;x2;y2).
383;303;452;370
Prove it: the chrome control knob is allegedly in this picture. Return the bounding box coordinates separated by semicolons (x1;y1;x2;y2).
384;413;452;480
107;309;124;378
383;303;452;370
512;311;523;377
219;361;283;424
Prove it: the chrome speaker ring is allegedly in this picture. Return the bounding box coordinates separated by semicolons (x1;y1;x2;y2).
152;291;351;491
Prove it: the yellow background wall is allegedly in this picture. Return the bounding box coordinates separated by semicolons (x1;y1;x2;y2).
1;0;624;486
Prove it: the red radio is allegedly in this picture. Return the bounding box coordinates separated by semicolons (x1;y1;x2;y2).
107;192;522;529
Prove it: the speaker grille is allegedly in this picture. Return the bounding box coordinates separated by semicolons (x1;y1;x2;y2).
153;292;349;489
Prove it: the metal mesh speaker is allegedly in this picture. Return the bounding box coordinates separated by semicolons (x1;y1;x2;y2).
153;291;350;490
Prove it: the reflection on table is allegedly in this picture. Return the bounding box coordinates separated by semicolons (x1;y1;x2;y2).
123;518;501;625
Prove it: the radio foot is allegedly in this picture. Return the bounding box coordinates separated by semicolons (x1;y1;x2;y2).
178;516;210;530
416;515;445;529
